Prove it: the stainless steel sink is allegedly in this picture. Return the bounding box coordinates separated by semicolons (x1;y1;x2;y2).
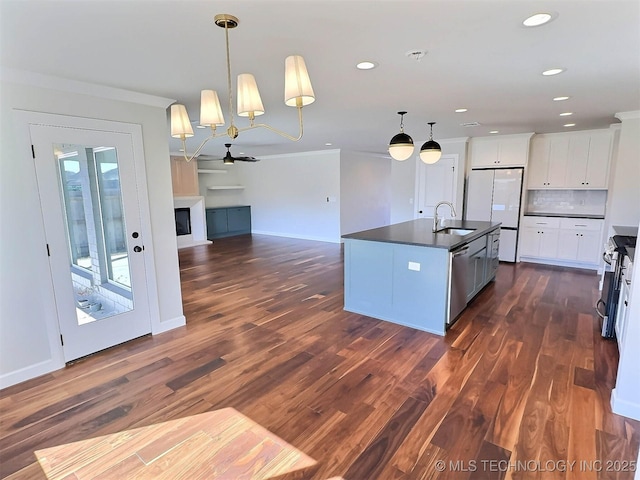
436;228;475;236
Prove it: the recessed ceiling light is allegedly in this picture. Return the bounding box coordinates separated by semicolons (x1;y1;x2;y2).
523;13;553;27
196;125;206;129
543;68;565;76
325;143;333;146
559;112;573;116
564;123;576;127
356;61;378;70
489;130;499;134
455;108;468;113
553;96;570;101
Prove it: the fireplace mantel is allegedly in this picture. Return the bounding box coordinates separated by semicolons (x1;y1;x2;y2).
173;196;211;249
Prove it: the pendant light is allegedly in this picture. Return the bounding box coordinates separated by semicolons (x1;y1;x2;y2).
388;111;414;161
419;122;442;164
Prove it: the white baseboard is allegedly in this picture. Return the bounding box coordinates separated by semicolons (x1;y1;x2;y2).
519;256;599;271
152;315;186;334
0;358;64;390
611;387;640;421
251;230;341;244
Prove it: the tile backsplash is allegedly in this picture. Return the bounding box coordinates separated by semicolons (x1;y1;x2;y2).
526;189;607;216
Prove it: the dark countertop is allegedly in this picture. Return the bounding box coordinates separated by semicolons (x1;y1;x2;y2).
524;212;605;219
342;219;501;250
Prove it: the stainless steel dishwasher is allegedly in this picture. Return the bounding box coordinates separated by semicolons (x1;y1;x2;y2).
448;244;470;325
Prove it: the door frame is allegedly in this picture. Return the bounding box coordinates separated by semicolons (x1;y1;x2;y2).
15;110;161;363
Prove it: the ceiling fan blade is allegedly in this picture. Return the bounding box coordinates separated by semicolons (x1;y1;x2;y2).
235;156;259;162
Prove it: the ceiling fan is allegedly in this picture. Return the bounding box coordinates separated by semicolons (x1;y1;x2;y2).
196;144;260;164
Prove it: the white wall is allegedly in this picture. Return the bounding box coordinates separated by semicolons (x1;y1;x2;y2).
197;161;247;208
0;73;184;387
608;113;640;231
237;150;341;243
611;217;640;421
340;151;391;235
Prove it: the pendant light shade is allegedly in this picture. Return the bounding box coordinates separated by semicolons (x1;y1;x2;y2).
200;90;225;126
284;55;316;107
237;74;265;118
171;104;194;138
388;111;415;161
419;122;442;164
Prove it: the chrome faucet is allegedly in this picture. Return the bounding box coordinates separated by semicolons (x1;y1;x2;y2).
433;201;457;232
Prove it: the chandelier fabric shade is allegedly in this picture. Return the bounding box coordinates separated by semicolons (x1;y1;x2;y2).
200;90;225;127
171;104;194;138
237;74;265;118
170;13;315;162
284;55;315;107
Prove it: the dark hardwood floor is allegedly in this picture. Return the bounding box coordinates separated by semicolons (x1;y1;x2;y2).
1;234;639;479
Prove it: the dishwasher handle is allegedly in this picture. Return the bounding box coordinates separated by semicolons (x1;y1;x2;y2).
452;246;470;257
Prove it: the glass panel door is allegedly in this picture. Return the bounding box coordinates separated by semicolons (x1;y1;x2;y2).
30;117;152;362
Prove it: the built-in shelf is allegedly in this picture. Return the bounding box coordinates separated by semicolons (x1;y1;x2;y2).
207;185;245;191
198;169;228;174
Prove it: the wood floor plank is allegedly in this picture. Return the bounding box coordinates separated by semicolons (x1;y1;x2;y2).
1;235;638;480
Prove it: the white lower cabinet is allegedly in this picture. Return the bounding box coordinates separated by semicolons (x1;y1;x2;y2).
519;216;603;268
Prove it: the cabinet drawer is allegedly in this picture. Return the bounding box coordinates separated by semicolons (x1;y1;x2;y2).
521;216;561;229
558;218;602;231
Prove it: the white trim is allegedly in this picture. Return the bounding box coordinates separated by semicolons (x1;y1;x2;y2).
252;230;340;244
153;315;186;334
615;111;640;121
1;68;175;109
611;388;640;421
0;358;64;389
519;256;599;271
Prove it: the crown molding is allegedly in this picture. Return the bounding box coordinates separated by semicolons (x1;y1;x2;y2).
0;67;175;109
615;111;640;121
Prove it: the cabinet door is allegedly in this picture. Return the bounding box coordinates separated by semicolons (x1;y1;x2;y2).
471;139;499;167
557;230;580;260
498;136;529;166
584;132;611;188
474;248;487;293
519;227;540;256
547;137;569;187
206;209;228;238
527;137;551;188
170;157;199;196
564;134;590;188
227;206;251;232
538;229;559;258
576;231;602;263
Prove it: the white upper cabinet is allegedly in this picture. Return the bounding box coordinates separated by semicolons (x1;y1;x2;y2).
527;130;612;190
564;131;611;188
528;136;569;188
470;133;533;168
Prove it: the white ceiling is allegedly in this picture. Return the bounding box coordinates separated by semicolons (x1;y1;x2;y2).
1;0;639;158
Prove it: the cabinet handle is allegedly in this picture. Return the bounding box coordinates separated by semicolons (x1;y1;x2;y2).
624;300;628;306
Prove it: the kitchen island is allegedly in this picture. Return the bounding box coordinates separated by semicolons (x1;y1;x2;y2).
342;219;501;336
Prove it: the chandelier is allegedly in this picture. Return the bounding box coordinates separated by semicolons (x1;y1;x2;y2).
170;14;316;162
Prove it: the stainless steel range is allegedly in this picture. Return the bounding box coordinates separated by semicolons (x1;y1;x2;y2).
597;233;637;338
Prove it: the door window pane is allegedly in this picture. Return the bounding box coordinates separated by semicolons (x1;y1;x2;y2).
55;143;133;325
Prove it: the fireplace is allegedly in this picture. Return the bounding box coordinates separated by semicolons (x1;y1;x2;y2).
173;196;212;249
175;208;192;236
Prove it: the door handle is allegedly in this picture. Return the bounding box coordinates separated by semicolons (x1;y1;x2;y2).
134;246;143;253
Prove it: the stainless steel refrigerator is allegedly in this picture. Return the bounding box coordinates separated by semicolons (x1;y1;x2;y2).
464;168;524;262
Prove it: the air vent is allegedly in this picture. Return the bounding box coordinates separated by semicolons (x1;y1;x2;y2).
461;122;481;127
